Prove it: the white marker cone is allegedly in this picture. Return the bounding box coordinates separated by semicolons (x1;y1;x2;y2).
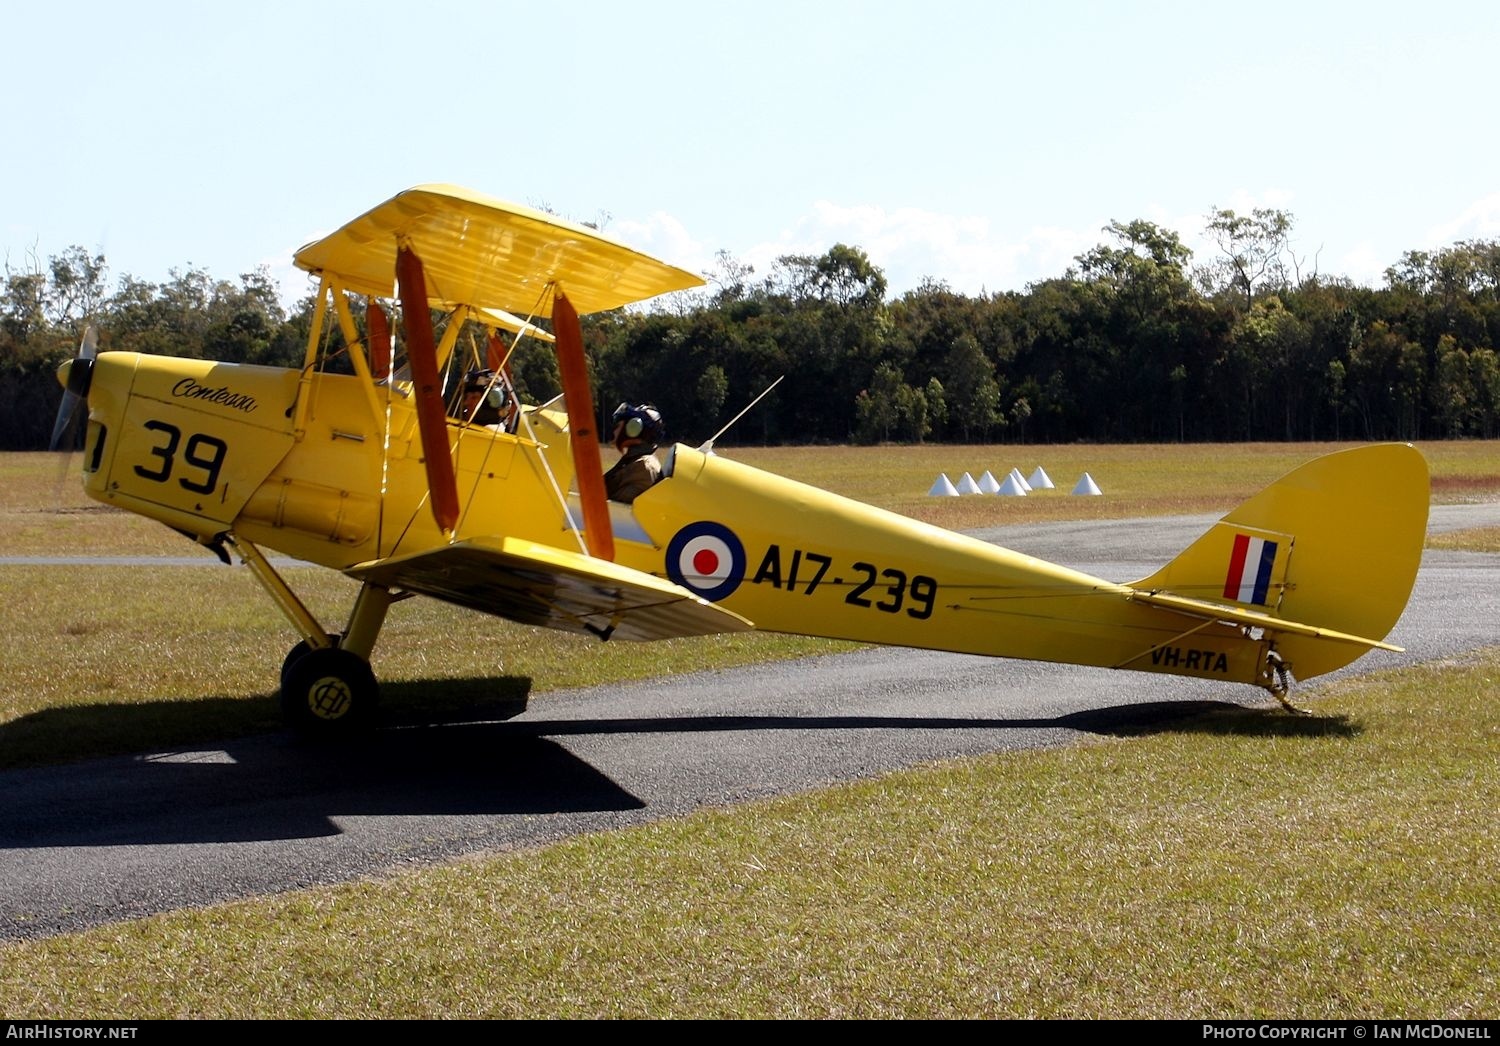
978;470;1002;494
1028;466;1055;490
928;473;960;497
997;473;1028;496
1072;472;1102;496
1007;467;1032;492
956;471;982;495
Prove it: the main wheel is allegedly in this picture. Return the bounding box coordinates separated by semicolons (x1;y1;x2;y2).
281;633;342;678
279;646;379;737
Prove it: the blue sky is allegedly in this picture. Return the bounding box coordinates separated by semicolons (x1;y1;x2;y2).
5;0;1497;307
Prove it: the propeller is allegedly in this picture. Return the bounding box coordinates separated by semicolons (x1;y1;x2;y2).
49;326;98;451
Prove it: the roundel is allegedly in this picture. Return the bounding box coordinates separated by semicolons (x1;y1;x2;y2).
666;521;746;602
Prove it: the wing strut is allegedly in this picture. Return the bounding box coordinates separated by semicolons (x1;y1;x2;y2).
396;244;460;535
552;288;614;561
367;298;392;381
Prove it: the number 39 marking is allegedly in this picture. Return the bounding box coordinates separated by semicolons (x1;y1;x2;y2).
133;420;228;495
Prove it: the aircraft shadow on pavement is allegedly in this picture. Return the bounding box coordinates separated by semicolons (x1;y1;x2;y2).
0;723;645;849
493;700;1359;742
1052;701;1361;738
0;692;1354;850
0;675;535;771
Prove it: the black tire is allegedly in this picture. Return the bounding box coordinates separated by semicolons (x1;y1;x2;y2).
279;646;379;737
281;633;342;678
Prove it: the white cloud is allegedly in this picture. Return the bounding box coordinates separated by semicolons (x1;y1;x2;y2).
261;243;320;310
1216;188;1296;214
1426;192;1500;246
689;201;1127;298
793;201;1031;295
612;212;708;275
1330;242;1389;289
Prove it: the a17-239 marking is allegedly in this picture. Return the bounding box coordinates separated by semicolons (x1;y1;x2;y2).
751;542;937;619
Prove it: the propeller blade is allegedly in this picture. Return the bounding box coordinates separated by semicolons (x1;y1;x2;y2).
553;289;614;562
49;326;98;451
395;246;460;535
48;390;80;451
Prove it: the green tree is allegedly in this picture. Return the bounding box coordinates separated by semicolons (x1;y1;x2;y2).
942;334;1001;441
924;376;947;439
1074;219;1195;323
773;244;887;310
1469;347;1500;437
1203;207;1294;309
1431;335;1472;437
696;364;729;428
1230;296;1311;440
705;250;756;305
44;246;109;330
854;362;928;443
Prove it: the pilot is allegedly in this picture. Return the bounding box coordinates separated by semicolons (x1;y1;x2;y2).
459;369;510;428
605;402;664;503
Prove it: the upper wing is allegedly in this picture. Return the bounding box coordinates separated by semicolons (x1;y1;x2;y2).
293;185;704;317
347;535;752;642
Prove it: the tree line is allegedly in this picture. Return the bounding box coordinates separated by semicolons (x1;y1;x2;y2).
5;208;1499;451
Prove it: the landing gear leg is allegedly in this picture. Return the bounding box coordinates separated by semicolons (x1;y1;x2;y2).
228;535;391;736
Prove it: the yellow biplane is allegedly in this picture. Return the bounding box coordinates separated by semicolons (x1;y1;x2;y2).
53;185;1429;734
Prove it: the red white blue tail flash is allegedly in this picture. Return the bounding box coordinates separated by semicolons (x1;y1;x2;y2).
1223;533;1278;605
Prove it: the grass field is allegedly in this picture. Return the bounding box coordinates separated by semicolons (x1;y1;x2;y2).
1;442;1497;1017
1;652;1494;1018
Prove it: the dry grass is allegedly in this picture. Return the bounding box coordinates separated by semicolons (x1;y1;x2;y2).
1429;527;1500;553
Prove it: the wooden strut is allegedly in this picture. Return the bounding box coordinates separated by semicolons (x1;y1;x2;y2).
395;244;461;535
552;288;615;562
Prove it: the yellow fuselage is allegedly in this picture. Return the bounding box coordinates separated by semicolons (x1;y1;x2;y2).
77;353;1275;689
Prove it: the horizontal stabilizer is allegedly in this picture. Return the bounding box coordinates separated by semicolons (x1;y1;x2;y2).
349;536;753;641
1126;589;1402;652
